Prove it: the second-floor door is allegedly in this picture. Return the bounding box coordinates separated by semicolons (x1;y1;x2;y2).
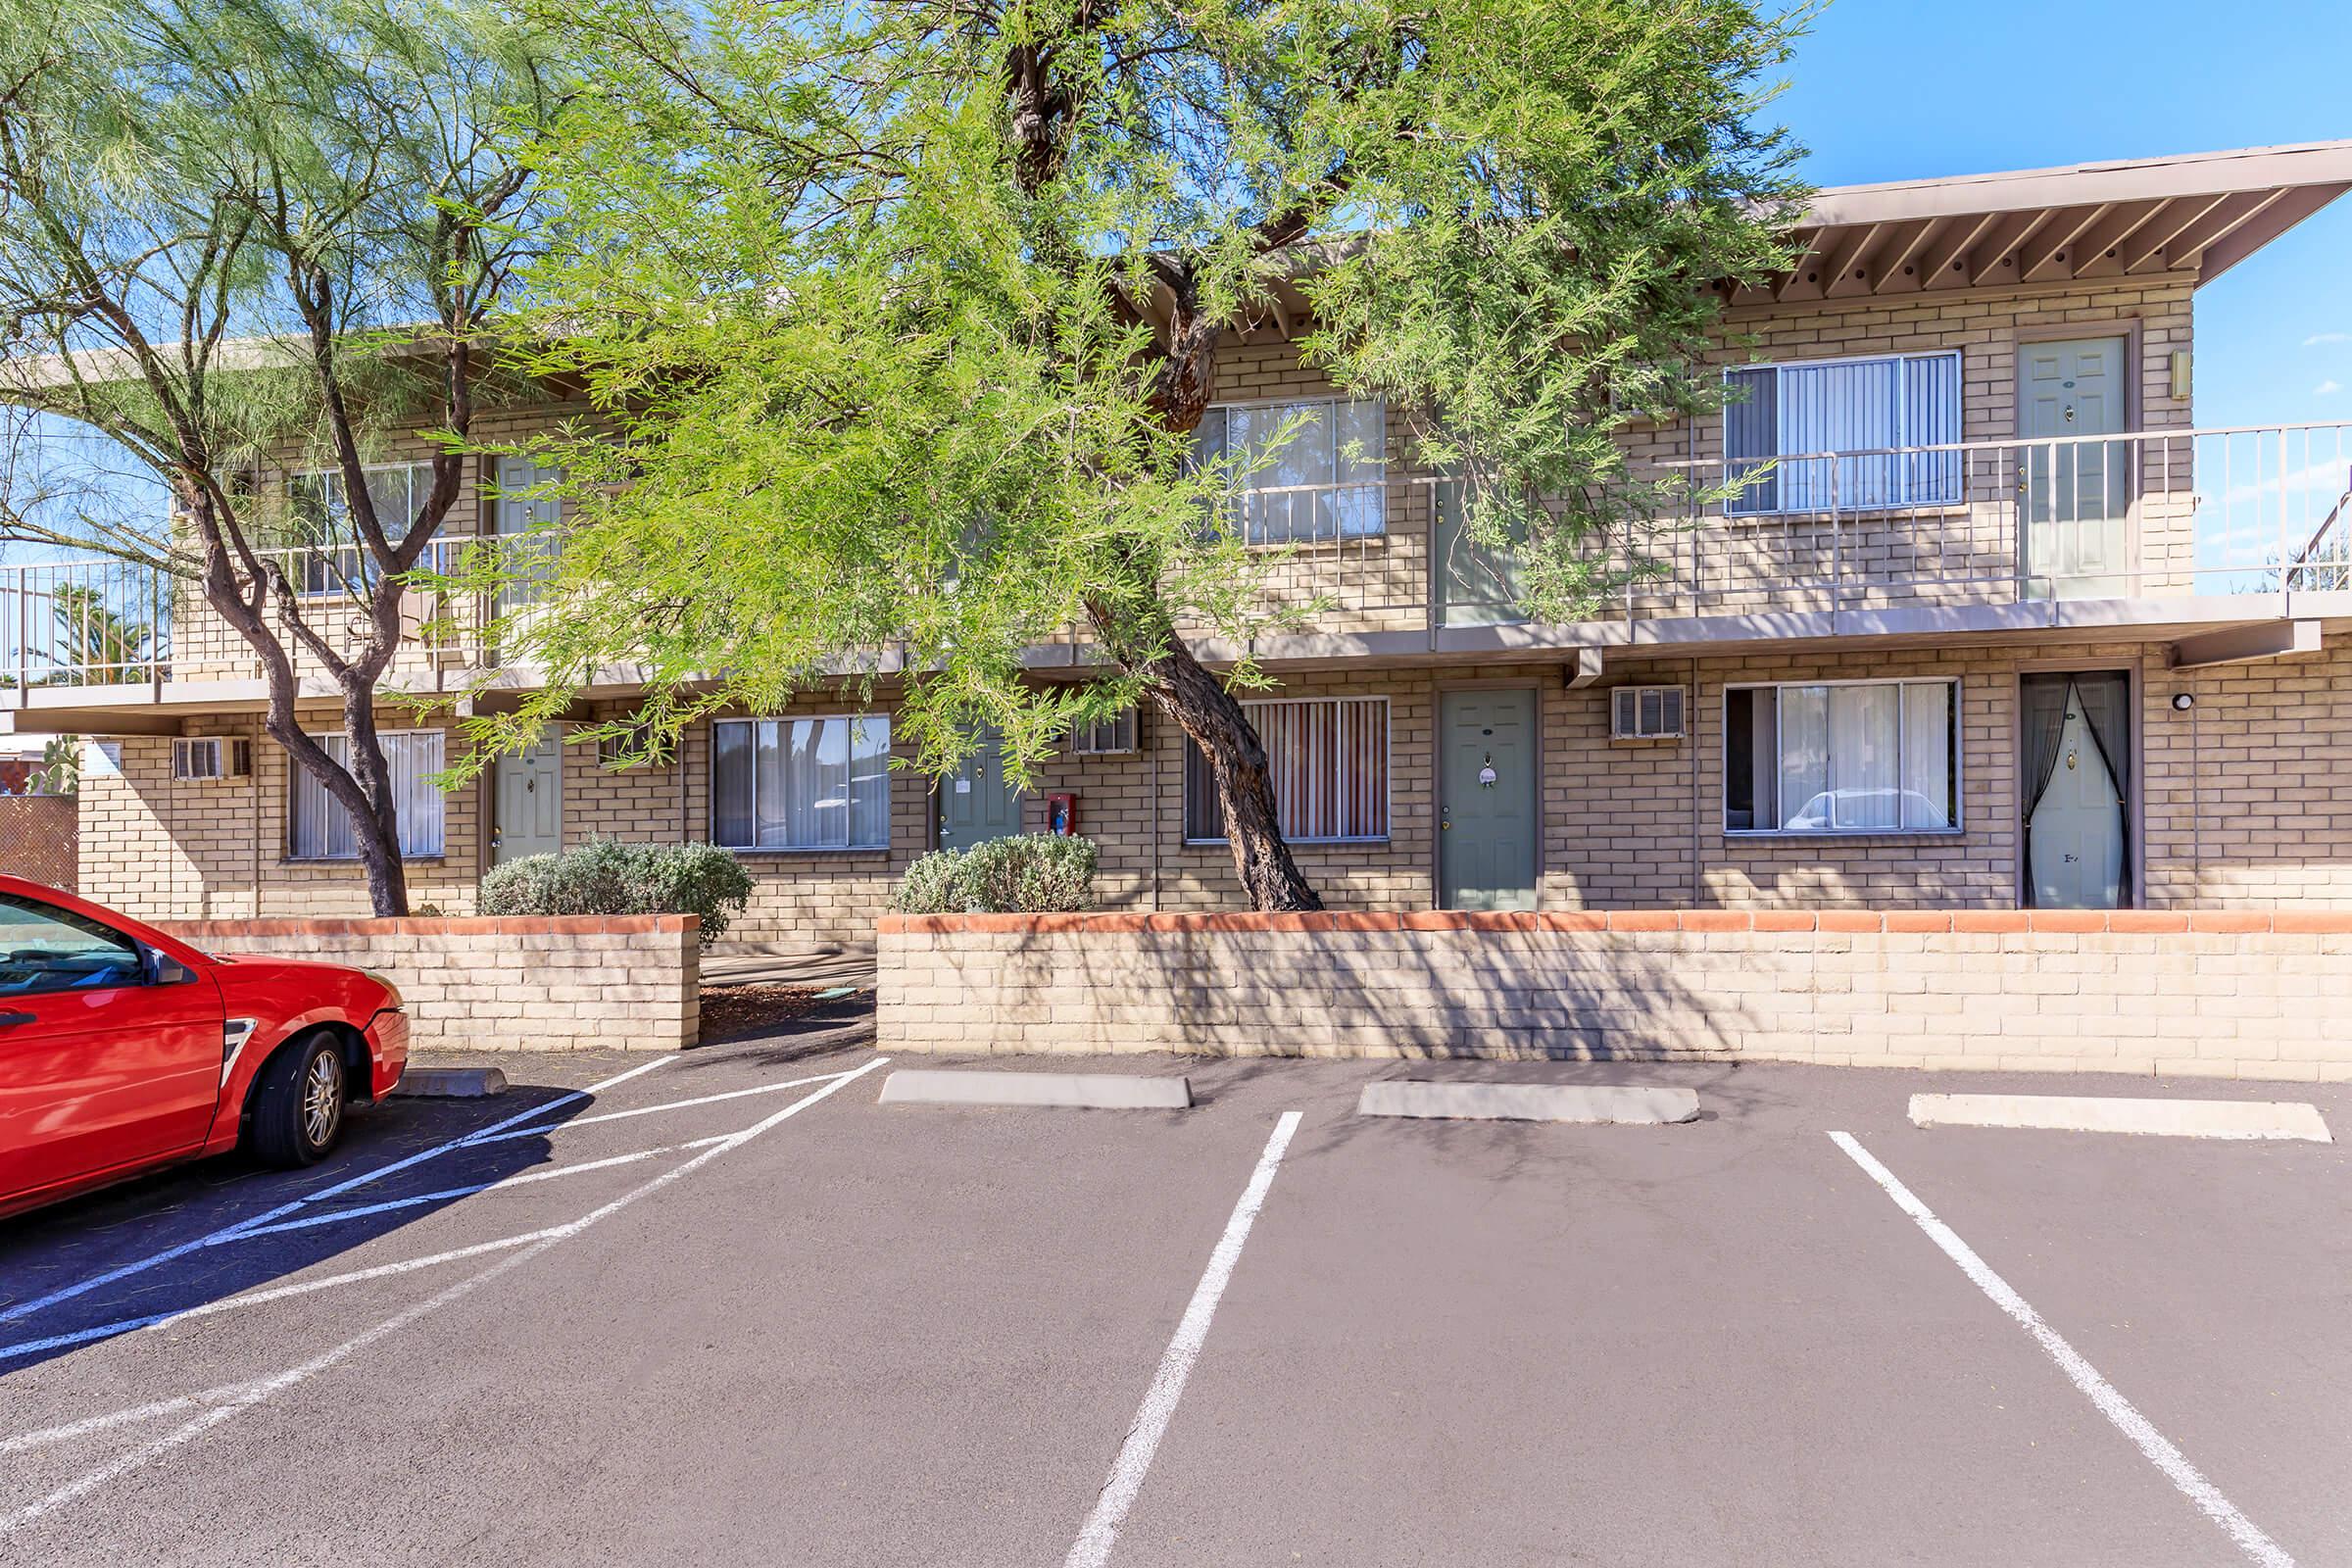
2020;336;2131;599
938;730;1023;850
494;726;563;863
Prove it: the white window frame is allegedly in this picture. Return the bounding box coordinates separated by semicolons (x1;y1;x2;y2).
709;714;893;853
1184;694;1391;846
1722;349;1965;517
1723;677;1962;837
1195;395;1388;545
285;461;438;597
286;729;446;860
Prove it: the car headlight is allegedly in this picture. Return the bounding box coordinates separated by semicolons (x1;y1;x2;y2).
362;970;406;1009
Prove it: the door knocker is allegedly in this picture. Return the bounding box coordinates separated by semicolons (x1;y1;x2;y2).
1478;755;1497;789
2065;750;2078;770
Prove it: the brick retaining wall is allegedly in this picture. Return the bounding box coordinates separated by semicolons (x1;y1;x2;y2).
876;910;2352;1083
163;914;700;1054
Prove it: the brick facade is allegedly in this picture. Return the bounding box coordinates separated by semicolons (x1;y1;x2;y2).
878;909;2352;1083
67;271;2352;938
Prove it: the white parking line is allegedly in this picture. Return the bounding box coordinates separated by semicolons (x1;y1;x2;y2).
220;1141;732;1241
1064;1110;1302;1568
0;1055;675;1330
466;1071;848;1143
1;1067;872;1367
0;1229;571;1399
1830;1131;2296;1568
0;1055;889;1542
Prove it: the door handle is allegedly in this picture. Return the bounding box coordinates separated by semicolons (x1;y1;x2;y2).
0;1011;34;1028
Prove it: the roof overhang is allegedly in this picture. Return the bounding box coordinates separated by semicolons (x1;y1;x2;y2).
1737;139;2352;307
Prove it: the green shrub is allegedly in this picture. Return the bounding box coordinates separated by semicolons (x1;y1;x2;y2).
892;834;1098;914
477;838;753;945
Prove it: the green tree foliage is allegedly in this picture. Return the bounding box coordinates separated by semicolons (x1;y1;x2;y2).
0;0;552;913
469;0;1808;907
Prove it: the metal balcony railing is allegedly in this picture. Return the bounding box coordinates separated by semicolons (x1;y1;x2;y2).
6;424;2348;691
1426;420;2352;627
0;537;527;691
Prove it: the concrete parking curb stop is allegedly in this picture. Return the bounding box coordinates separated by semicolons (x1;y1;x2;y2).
1910;1093;2332;1143
390;1068;509;1100
878;1068;1194;1111
1355;1082;1700;1124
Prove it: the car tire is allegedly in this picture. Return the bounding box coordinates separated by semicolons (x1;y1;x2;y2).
248;1031;348;1169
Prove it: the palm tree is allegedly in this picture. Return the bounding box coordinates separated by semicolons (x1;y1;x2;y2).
46;583;152;685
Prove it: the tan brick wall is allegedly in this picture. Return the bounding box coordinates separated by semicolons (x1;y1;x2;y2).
161;913;699;1053
78;710;486;920
77;625;2352;930
878;909;2352;1084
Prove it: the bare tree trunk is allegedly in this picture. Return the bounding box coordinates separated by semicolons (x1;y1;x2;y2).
337;686;411;917
204;545;413;919
1089;598;1318;910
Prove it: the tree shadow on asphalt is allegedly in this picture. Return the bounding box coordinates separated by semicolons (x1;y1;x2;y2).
697;991;876;1070
0;1082;603;1377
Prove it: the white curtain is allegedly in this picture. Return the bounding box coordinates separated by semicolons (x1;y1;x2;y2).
291;731;444;858
718;716;891;850
1765;682;1953;832
1900;682;1954;829
1775;686;1829;830
1829;684;1901;829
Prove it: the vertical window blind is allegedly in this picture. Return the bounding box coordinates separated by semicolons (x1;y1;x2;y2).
1185;697;1389;843
1192;399;1386;544
1726;353;1963;514
711;716;892;851
288;731;446;858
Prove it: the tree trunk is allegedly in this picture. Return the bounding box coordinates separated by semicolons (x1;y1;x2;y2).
262;702;411;918
337;689;412;918
1132;639;1321;912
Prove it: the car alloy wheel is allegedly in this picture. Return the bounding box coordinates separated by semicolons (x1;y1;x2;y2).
303;1046;344;1151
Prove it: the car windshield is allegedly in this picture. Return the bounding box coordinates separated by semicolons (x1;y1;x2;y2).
0;893;144;994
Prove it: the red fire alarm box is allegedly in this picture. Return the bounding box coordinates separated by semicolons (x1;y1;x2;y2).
1046;792;1078;835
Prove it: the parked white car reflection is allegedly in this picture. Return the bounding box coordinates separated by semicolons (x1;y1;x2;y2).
1783;788;1951;832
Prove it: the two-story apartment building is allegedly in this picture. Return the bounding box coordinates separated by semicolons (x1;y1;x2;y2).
17;141;2352;942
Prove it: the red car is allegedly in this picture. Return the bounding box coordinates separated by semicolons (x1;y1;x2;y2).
0;876;407;1219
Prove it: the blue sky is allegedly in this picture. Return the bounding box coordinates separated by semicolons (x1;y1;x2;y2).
1772;0;2352;430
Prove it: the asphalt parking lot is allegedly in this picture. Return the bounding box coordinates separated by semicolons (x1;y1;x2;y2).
3;1035;2348;1567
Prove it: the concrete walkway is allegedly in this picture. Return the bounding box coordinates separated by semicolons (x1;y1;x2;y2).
701;940;877;990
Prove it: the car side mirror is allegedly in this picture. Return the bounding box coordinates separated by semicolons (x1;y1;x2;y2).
146;951;197;986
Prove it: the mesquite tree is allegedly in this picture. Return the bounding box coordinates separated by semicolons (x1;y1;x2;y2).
474;0;1806;908
0;0;549;914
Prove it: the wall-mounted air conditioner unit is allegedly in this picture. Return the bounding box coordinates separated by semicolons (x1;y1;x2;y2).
172;736;253;781
1609;686;1687;741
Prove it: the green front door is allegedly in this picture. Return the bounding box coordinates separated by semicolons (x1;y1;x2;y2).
1439;688;1539;911
2021;336;2131;599
938;729;1023;849
493;725;562;863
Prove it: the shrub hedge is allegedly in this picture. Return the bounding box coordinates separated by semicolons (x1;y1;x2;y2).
476;838;753;945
